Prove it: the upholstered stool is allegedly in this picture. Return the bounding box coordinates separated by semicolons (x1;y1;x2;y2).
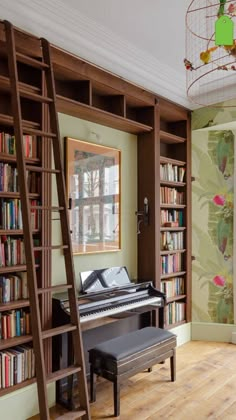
89;326;177;417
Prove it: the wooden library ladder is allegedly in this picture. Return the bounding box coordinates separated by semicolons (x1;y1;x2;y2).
4;20;90;420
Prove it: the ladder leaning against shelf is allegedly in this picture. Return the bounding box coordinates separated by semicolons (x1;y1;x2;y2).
3;20;90;419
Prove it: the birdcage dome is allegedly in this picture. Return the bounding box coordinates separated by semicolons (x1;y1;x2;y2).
186;0;236;107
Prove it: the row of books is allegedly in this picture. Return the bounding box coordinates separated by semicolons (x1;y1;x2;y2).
0;163;40;194
0;308;31;339
160;163;186;183
0;236;26;267
0;200;40;231
160;254;183;275
0;133;37;158
0;199;22;230
0;273;28;304
160;231;184;251
160;209;184;227
165;301;185;325
161;277;185;298
160;187;185;205
0;344;35;389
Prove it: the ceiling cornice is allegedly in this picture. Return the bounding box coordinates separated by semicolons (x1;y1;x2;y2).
1;0;194;109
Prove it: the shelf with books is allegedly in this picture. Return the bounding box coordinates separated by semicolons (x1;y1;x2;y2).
160;156;186;166
166;295;186;304
0;299;30;312
0;153;40;165
0;335;32;351
0;192;40;199
160;180;186;187
160;226;186;231
160;271;186;280
160;249;186;255
0;229;40;236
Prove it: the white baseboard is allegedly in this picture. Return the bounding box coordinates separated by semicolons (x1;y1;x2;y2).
191;322;236;343
169;323;191;346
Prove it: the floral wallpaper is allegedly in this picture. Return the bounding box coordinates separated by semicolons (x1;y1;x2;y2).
192;128;234;324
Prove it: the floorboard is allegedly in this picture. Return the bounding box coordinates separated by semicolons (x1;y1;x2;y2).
29;341;236;419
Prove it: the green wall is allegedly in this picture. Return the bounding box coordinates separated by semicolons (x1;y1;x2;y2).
52;113;138;287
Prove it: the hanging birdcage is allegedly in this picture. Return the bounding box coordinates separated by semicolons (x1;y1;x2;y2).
186;0;236;107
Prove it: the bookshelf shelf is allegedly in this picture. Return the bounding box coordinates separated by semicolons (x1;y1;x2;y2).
160;180;186;187
0;153;40;164
0;299;30;312
160;249;186;255
161;271;186;280
160;204;186;210
160;130;186;144
0;74;41;96
160;156;186;166
0;377;36;397
0;192;40;199
165;320;186;330
0;229;40;235
56;95;153;135
0;113;40;129
160;227;186;232
0;335;32;351
166;294;186;304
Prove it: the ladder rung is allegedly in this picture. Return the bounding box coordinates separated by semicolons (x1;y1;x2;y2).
16;52;49;69
19;89;53;104
0;113;40;129
42;324;77;339
55;410;87;420
30;205;64;211
46;365;82;384
22;127;57;138
0;75;52;103
26;165;60;174
37;284;73;294
34;245;69;251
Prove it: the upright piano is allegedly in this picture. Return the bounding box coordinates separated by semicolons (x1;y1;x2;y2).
52;267;165;407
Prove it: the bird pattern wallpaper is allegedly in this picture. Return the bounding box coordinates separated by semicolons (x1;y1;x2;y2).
192;124;234;324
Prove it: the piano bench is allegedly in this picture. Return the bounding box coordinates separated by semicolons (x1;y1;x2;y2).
89;326;177;417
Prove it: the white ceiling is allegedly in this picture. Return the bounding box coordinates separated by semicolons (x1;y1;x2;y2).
0;0;193;108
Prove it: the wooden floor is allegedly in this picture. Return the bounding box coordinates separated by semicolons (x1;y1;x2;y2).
29;340;236;419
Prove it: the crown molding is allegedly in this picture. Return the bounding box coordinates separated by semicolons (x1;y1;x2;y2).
1;0;194;109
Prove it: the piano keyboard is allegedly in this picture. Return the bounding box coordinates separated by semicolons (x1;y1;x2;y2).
79;296;162;323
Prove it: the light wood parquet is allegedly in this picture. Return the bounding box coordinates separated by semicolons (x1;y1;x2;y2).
29;341;236;420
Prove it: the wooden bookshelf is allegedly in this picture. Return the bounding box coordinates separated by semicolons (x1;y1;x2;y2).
0;299;30;311
137;97;191;328
0;335;33;351
0;20;192;400
0;22;51;396
0;378;36;397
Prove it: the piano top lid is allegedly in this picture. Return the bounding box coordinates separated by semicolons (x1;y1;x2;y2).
80;266;131;293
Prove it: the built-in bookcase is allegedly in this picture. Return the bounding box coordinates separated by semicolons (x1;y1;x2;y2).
159;99;191;328
0;24;51;395
137;98;191;329
0;131;39;395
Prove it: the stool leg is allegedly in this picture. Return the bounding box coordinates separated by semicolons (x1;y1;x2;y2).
113;380;120;417
170;348;176;382
90;364;96;402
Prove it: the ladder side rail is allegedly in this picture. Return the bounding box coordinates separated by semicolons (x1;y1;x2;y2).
41;38;90;418
4;21;50;420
